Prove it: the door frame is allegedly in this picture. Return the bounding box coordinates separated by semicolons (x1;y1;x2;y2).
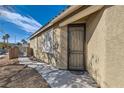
67;23;86;71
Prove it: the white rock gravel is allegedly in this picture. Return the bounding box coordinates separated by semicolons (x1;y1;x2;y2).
18;57;97;88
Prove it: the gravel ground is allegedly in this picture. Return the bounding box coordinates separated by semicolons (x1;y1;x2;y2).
19;57;98;88
0;55;97;88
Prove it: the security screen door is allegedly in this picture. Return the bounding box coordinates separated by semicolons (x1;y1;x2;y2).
68;24;85;70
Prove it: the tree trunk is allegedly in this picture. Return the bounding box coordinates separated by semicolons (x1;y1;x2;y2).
7;39;8;48
3;39;5;49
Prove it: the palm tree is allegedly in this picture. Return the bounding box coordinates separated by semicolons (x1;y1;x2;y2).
17;42;22;46
2;35;6;48
21;39;27;44
5;34;10;44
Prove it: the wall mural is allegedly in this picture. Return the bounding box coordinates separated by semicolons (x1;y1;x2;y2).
42;30;53;53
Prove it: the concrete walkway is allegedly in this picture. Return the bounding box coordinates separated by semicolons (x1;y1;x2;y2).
0;54;6;59
18;57;97;88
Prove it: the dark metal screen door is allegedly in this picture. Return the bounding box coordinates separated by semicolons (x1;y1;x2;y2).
68;24;84;70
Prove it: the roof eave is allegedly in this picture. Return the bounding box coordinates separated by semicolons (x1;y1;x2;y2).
29;5;82;40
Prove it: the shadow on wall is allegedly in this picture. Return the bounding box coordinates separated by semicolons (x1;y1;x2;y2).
35;29;61;67
88;54;101;86
41;27;68;68
59;26;68;68
86;6;113;87
86;6;113;43
85;7;105;86
86;8;105;43
45;30;60;66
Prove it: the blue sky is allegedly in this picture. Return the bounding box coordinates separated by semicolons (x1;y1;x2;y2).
0;5;68;43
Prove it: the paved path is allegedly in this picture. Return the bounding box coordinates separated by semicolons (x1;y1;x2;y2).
18;57;97;88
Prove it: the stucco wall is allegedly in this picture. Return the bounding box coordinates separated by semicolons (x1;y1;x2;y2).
30;36;38;57
86;8;106;87
30;26;68;69
59;26;68;69
30;5;124;87
104;6;124;88
86;6;124;87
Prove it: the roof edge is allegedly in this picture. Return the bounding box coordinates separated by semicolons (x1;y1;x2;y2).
29;5;82;40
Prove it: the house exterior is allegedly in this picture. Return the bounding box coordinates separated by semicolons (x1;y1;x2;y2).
29;5;124;88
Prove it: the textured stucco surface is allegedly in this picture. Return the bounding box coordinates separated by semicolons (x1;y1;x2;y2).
30;6;124;88
59;26;68;69
30;26;68;69
86;8;106;87
30;37;38;57
86;6;124;87
105;6;124;88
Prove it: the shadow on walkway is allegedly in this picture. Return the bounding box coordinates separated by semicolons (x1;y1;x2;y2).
18;57;97;88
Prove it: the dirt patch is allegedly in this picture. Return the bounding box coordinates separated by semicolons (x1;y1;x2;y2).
0;55;49;88
0;65;25;80
0;55;18;66
0;65;50;88
7;67;49;88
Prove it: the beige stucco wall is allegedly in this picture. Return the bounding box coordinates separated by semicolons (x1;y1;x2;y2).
30;36;38;57
30;5;124;87
104;6;124;88
86;8;106;87
59;26;68;69
86;6;124;87
30;26;68;69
